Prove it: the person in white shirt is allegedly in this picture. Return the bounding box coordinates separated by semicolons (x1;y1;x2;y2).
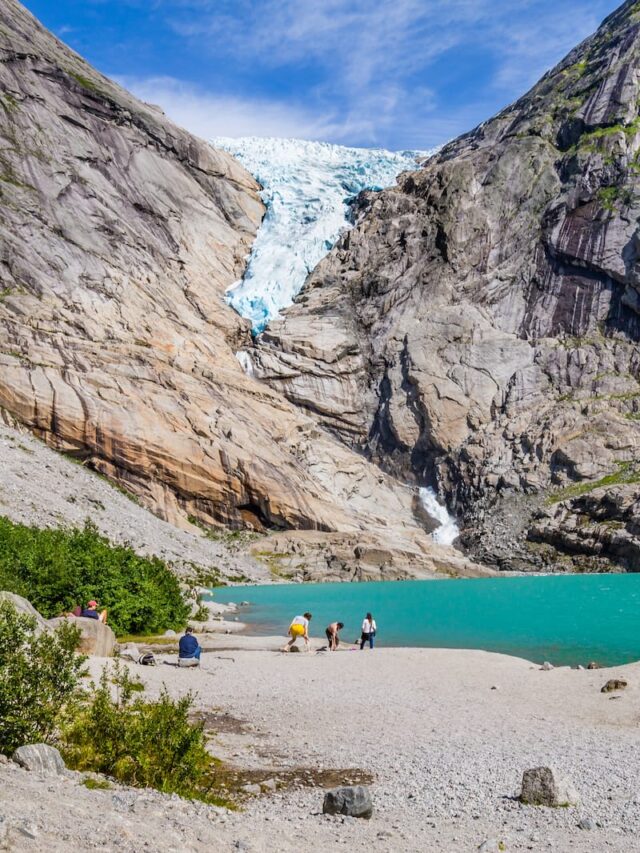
281;612;312;652
360;612;377;649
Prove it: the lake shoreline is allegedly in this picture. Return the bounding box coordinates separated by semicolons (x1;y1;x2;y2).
208;574;640;668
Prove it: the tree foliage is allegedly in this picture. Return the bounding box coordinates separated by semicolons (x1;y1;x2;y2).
0;600;86;755
62;661;213;800
0;517;190;634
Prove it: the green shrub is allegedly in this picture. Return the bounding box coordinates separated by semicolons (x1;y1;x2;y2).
0;517;190;635
62;661;213;800
0;600;86;755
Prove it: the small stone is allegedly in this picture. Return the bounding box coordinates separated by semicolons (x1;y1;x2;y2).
164;629;177;637
323;786;373;819
587;661;601;670
241;783;261;795
260;778;277;792
478;840;507;853
541;662;554;671
17;824;38;840
601;679;627;693
578;817;595;831
520;767;579;807
12;744;66;776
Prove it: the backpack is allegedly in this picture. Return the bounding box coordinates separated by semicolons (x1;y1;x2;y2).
137;653;156;666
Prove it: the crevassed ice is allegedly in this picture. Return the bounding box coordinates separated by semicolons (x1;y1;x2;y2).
212;136;430;334
418;487;460;546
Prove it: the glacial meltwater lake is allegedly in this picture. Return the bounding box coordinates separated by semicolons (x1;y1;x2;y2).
212;575;640;667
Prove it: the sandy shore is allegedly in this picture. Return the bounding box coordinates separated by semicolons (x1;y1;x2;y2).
3;638;639;852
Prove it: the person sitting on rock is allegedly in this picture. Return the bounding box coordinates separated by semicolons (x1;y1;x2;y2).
179;626;202;662
325;621;344;651
80;599;108;623
282;612;312;652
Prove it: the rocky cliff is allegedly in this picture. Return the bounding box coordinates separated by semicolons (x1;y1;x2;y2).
0;0;479;580
252;0;640;571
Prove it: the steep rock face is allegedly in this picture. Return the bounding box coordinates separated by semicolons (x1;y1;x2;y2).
253;0;640;570
0;0;476;577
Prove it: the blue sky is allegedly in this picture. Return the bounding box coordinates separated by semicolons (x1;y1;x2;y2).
25;0;620;150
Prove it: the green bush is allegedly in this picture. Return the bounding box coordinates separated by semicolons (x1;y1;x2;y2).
62;661;213;800
0;600;86;755
0;517;190;635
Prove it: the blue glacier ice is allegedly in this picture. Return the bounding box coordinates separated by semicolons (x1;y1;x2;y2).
212;136;430;334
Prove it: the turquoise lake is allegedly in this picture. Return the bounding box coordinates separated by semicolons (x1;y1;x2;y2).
212;575;640;667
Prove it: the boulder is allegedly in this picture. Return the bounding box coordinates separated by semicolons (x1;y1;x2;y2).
0;592;49;635
48;616;116;657
519;767;580;807
12;744;65;776
322;786;373;819
118;643;141;662
601;679;628;693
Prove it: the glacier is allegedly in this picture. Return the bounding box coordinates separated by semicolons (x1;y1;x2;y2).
212;136;429;334
215;135;457;544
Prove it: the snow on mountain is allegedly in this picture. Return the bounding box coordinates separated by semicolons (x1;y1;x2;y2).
212;136;429;333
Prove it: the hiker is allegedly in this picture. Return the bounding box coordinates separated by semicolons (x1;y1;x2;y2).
179;626;202;662
80;599;108;624
360;612;377;649
282;612;312;652
325;621;344;651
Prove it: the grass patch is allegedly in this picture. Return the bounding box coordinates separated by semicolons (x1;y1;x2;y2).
597;186;634;213
68;71;103;95
547;462;640;504
0;517;190;635
82;777;112;790
187;516;261;551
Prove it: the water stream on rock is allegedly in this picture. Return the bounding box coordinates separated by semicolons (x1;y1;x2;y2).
418;487;460;546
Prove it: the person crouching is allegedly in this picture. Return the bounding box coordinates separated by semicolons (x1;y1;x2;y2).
282;612;312;652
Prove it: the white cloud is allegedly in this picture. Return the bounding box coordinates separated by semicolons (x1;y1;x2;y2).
117;76;351;140
120;0;619;148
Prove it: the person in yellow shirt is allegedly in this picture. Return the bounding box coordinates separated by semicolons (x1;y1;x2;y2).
281;612;312;652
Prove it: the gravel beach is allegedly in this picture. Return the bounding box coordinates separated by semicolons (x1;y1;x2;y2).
2;640;639;852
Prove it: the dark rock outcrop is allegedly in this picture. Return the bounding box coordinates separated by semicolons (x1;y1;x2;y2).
253;0;640;570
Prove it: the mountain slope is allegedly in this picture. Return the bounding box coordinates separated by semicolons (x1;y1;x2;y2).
252;0;640;570
0;0;478;579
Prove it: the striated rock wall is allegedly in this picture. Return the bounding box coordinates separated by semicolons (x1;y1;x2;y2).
253;0;640;570
0;0;481;579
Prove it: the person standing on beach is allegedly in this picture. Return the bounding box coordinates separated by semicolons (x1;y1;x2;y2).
325;621;344;651
360;612;377;649
282;612;312;652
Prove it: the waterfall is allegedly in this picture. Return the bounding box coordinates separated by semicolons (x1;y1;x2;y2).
418;486;459;546
235;350;255;378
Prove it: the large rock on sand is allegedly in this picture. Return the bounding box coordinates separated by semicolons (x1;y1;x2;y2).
48;616;116;657
322;786;373;819
520;766;580;807
0;591;49;634
12;744;66;776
